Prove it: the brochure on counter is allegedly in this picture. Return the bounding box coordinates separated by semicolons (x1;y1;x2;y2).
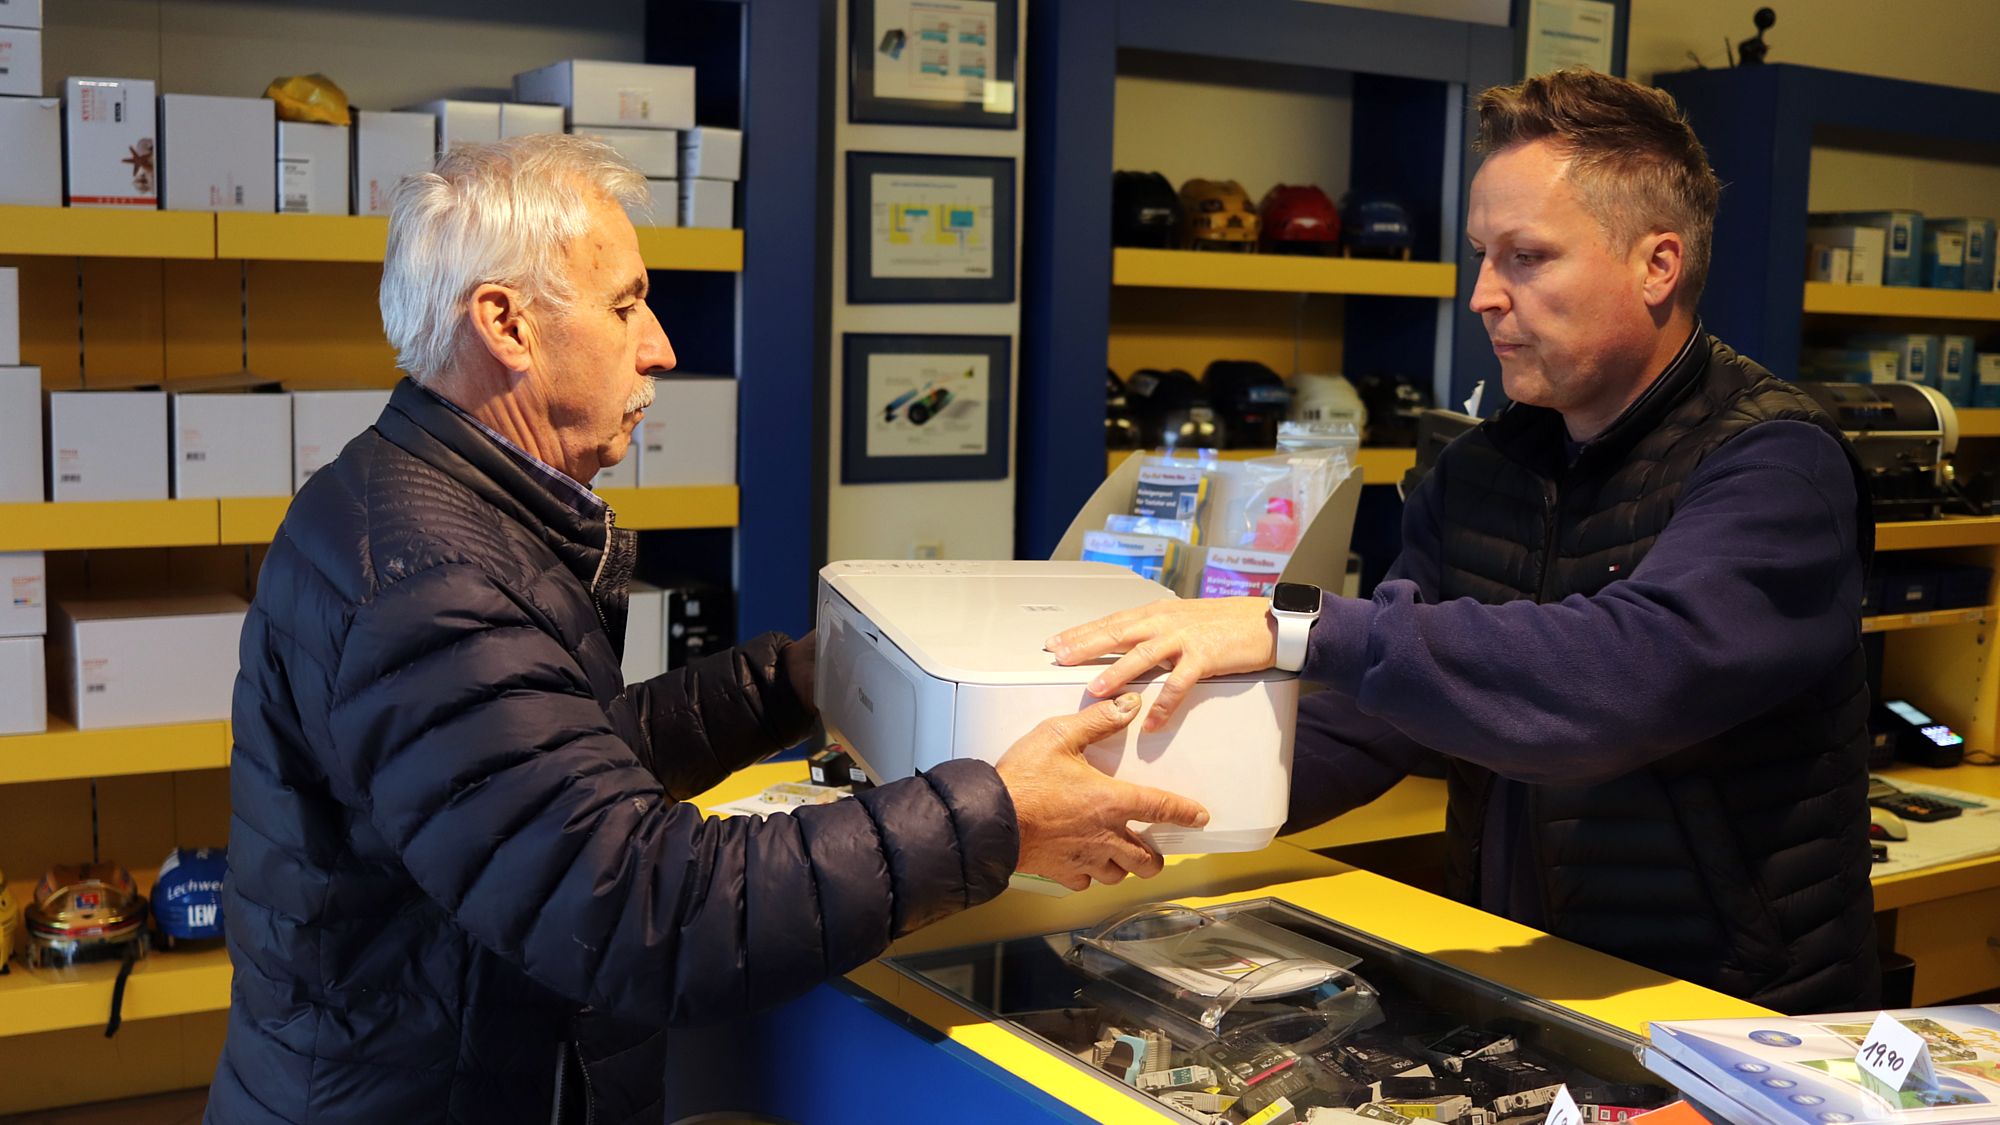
1647;1006;2000;1123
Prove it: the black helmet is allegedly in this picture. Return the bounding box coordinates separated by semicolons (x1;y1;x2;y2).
1202;360;1293;449
1353;373;1434;447
1112;171;1183;249
1126;367;1225;450
1106;370;1141;451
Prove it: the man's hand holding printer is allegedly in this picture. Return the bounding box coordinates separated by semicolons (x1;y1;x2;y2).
996;693;1211;891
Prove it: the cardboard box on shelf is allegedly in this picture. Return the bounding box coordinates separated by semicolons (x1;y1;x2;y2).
1979;354;2000;408
0;365;37;501
570;126;677;177
0;0;40;28
638;377;735;487
64;76;157;208
354;109;435;217
1805;244;1850;285
1923;226;1966;290
1941;335;1975;407
678;127;741;182
500;102;564;138
0;265;16;364
160;94;276;212
1929;217;1997;293
408;99;500;155
514;60;694;131
49;594;248;729
0;95;59;206
172;390;292;498
0;26;40;97
292;389;390;491
629;178;678;228
622;580;665;684
0;550;44;637
46;388;168;502
277;120;349;215
1799;347;1899;386
680;178;733;230
0;635;44;735
1805;225;1885;286
1819;210;1923;286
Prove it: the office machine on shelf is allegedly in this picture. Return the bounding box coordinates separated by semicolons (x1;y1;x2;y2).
1795;381;1961;520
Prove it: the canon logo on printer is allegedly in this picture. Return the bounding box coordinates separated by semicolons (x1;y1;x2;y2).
1019;604;1063;613
858;689;874;713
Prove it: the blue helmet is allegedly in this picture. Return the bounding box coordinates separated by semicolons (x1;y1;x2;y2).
1340;193;1415;257
152;847;226;946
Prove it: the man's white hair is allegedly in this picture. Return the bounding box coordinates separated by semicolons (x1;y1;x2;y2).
379;133;647;384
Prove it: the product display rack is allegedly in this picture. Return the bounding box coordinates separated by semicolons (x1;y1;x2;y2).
1105;447;1417;483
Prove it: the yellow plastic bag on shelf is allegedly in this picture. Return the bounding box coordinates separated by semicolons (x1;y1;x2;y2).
264;74;352;126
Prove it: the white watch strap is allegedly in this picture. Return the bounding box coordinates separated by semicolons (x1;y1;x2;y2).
1274;612;1310;672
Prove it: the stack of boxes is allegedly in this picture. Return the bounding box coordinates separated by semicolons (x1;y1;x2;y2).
0;0;56;206
0;262;40;734
679;126;741;230
1807;210;1997;292
516;59;715;228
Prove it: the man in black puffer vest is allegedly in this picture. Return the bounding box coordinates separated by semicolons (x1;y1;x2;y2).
207;135;1209;1124
1048;69;1877;1015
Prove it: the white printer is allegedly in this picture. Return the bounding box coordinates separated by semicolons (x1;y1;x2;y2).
815;560;1298;854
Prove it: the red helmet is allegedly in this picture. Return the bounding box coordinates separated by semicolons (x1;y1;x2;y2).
1259;185;1341;250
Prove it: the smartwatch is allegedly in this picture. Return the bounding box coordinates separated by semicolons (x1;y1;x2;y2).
1269;582;1323;673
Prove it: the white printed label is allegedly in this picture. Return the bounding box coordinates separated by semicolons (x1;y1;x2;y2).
82;657;111;697
279;156;313;214
10;573;41;609
1855;1010;1935;1093
618;87;652;124
181;427;207;461
1543;1085;1580;1125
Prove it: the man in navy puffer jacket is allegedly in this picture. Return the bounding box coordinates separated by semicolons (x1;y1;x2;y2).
207;135;1208;1124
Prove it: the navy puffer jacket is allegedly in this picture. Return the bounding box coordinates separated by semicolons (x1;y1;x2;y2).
208;380;1019;1123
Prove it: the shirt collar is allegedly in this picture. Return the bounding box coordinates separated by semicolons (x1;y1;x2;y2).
414;382;608;519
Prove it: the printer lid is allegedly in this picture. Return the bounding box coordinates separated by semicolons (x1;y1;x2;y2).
821;560;1295;686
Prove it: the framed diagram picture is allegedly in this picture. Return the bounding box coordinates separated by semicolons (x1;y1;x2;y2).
850;0;1019;129
841;333;1012;483
847;151;1015;304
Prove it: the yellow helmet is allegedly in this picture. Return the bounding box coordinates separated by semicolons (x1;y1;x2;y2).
1179;178;1260;247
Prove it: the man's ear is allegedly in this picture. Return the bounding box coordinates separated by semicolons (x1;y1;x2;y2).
1638;231;1686;311
468;283;533;374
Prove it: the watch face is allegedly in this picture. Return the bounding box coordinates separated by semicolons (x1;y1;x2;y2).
1272;582;1320;615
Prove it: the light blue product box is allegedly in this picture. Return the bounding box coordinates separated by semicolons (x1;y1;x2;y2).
1851;332;1943;387
1930;218;1996;291
1799;347;1900;385
1979;354;2000;408
1924;227;1966;289
1827;210;1925;286
1940;335;1975;406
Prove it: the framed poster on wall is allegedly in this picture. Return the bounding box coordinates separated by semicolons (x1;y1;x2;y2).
847;151;1016;304
851;0;1019;129
841;333;1011;483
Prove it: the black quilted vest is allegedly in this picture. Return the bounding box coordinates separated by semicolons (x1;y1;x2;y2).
1432;331;1879;1015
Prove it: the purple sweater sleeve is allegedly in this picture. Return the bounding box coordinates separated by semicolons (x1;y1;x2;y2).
1298;419;1861;788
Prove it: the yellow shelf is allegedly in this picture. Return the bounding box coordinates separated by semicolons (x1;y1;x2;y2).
1113;248;1457;298
598;485;740;529
1878;517;2000;551
1959;409;2000;437
0;718;231;785
1106;447;1414;484
0;500;217;551
0;946;231;1038
1803;282;2000;321
1862;605;1992;634
0;205;215;259
634;227;743;272
216;496;294;545
215;213;388;262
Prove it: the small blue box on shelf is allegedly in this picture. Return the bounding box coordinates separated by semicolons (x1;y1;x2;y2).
1852;332;1942;388
1941;335;1975;405
1929;218;1996;291
1823;210;1924;286
1979;354;2000;408
1924;226;1966;289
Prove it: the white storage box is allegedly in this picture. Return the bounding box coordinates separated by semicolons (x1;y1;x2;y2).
354;110;436;216
0;635;45;735
47;389;168;502
0;26;39;97
1807;225;1886;287
0;365;38;501
408;99;500;155
622;580;665;684
0;265;16;364
0;95;60;206
817;561;1298;854
0;0;40;28
678;127;741;182
0;550;44;637
500;102;564;138
49;594;248;729
277;121;349;215
638;377;734;486
571;126;678;177
160;94;276;212
514;60;694;131
680;178;733;230
64;77;158;208
172;390;292;498
628;178;678;228
592;446;638;489
292;389;390;491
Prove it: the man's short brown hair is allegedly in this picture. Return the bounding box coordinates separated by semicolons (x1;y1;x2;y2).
1475;67;1722;309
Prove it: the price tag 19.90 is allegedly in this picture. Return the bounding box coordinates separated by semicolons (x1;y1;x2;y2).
1854;1010;1937;1094
1544;1085;1581;1125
